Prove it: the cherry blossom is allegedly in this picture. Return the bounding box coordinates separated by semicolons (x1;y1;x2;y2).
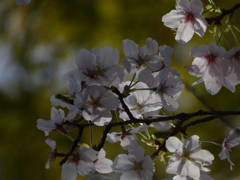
74;85;119;126
112;146;155;180
118;81;162;120
186;42;231;95
122;37;164;78
15;0;31;5
94;149;113;174
224;47;240;92
37;107;67;136
45;139;58;169
61;147;98;180
219;127;240;170
68;46;125;87
155;67;185;111
106;125;149;150
162;0;208;43
166;135;214;180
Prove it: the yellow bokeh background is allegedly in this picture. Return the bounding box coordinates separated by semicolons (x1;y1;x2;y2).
1;0;240;179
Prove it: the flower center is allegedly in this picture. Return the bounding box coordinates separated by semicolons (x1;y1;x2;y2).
205;54;216;65
185;13;194;22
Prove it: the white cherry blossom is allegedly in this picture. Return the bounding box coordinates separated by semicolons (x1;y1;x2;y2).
224;47;240;92
74;85;119;126
118;81;162;120
155;67;185;111
112;146;155;180
219;127;240;170
162;0;208;43
106;125;149;150
37;107;67;136
61;147;98;180
186;42;230;95
122;37;164;77
166;135;214;180
45;139;58;169
94;149;113;174
68;46;125;87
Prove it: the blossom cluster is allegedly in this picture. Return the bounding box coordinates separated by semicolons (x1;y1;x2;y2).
37;37;185;179
30;0;240;179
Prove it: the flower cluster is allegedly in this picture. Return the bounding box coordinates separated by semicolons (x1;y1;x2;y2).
186;43;240;95
32;0;240;179
36;37;185;180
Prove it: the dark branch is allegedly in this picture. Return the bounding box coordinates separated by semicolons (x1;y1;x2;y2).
205;3;240;25
59;126;84;165
95;125;112;151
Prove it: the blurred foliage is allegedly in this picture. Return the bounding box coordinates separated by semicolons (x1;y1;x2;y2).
1;0;240;180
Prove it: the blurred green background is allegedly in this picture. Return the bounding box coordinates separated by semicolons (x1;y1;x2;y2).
1;0;240;179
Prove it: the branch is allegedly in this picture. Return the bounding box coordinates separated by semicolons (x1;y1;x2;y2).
59;126;84;165
205;3;240;25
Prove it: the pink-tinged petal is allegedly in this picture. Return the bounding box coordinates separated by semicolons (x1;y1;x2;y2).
191;0;204;14
226;127;240;146
95;158;113;173
184;135;201;153
121;135;138;150
61;163;77;180
45;159;51;169
45;139;56;150
185;65;202;77
166;159;182;174
77;160;95;176
15;0;30;5
152;121;171;131
177;0;191;11
208;42;226;56
100;93;119;111
129;146;145;163
202;66;222;95
106;132;121;143
162;10;184;29
192;58;208;74
142;155;155;176
194;16;208;37
112;154;133;173
50;107;65;125
190;45;210;57
78;147;98;162
145;38;158;55
219;147;235;170
166;136;183;153
37;119;56;136
76;49;95;70
158;92;176;111
190;149;214;165
180;160;201;180
122;39;139;57
98;46;119;66
176;22;194;44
